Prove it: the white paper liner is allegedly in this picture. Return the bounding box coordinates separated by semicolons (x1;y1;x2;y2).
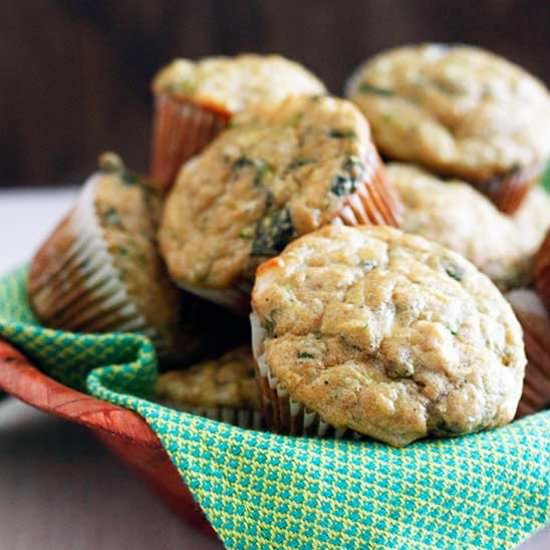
250;312;361;439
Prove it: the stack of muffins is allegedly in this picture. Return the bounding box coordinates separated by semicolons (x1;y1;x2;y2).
28;46;550;446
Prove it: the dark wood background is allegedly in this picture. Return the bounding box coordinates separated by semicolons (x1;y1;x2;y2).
2;0;549;188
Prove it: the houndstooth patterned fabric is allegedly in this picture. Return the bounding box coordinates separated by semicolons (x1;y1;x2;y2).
1;267;549;549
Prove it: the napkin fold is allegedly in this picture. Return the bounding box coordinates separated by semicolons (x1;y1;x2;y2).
1;267;548;550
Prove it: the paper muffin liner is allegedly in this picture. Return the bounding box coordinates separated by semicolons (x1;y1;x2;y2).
478;163;542;215
505;289;550;417
250;313;361;439
331;146;401;228
151;93;230;193
534;229;550;310
28;174;170;354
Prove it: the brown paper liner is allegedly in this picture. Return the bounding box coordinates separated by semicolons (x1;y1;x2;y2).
151;94;230;193
177;280;252;317
477;163;543;215
505;289;550;417
250;313;359;439
28;175;171;354
534;229;550;310
332;146;401;227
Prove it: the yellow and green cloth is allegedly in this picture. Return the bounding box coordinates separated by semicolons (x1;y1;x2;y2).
0;267;549;549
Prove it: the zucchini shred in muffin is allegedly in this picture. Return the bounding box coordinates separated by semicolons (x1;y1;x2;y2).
388;163;550;290
156;346;262;428
159;94;401;313
346;44;550;213
29;153;191;358
151;54;327;192
251;225;525;447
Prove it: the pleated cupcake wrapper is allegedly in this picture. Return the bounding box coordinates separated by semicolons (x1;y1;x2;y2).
517;358;550;418
159;401;263;430
477;162;543;215
151;93;230;193
29;174;168;353
331;145;401;228
506;289;550;417
518;328;550;416
534;230;550;310
250;313;361;439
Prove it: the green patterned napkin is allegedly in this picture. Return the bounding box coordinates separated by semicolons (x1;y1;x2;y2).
0;267;549;550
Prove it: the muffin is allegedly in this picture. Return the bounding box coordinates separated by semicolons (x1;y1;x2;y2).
151;54;327;192
159;94;400;313
534;229;550;311
156;346;262;428
388;163;550;290
506;289;550;417
346;44;550;213
251;225;525;447
511;185;550;255
29;153;182;355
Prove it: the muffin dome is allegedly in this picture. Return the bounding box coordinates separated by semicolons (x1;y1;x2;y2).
346;44;550;210
388;163;550;290
251;225;525;446
153;54;326;114
511;186;550;257
159;94;399;311
157;346;259;411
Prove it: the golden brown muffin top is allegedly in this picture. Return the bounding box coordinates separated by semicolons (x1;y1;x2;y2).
347;44;550;182
388;163;550;290
252;225;525;446
153;54;326;113
94;153;181;350
159;94;379;291
156;347;260;410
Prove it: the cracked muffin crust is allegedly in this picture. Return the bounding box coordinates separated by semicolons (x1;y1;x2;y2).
159;94;399;311
251;225;525;446
346;44;550;211
151;54;327;192
388;163;550;290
